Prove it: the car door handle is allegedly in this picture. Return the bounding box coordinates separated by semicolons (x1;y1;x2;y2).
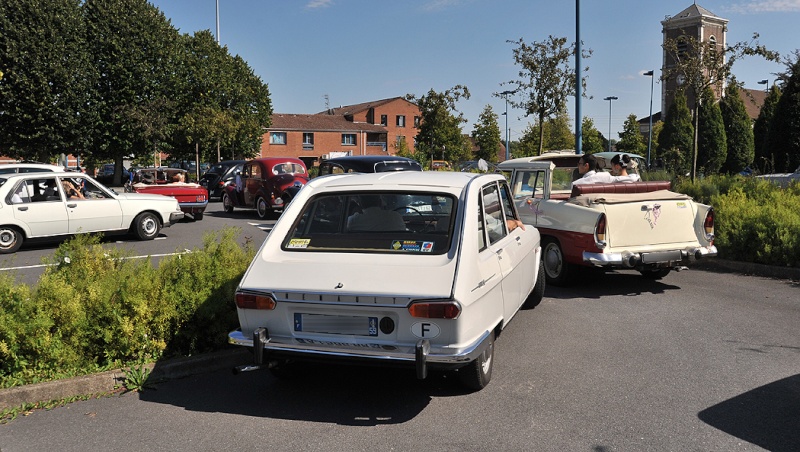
17;206;28;211
67;203;77;208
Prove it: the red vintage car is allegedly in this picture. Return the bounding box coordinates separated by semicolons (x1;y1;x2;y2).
222;157;308;219
125;167;208;221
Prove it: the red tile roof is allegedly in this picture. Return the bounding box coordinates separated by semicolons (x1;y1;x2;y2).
268;113;386;132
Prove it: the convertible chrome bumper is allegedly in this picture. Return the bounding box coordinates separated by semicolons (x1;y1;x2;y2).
583;245;718;268
228;327;493;379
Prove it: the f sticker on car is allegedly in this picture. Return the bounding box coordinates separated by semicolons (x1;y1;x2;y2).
411;322;441;339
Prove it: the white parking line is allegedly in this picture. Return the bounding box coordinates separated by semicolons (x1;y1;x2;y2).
0;251;191;272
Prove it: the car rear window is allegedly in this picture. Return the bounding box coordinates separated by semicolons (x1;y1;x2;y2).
283;192;456;255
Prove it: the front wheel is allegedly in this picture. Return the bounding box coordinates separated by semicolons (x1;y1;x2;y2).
0;227;24;254
542;238;573;286
133;212;161;240
222;193;234;213
523;260;546;309
457;331;494;391
256;196;271;219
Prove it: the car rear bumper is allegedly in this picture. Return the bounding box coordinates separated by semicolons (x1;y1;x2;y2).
583;245;718;268
228;327;492;375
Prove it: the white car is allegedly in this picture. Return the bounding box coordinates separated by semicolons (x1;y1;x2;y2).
229;171;544;390
0;162;66;174
0;172;185;253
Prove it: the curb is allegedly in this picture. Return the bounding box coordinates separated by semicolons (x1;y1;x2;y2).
0;348;250;412
693;258;800;282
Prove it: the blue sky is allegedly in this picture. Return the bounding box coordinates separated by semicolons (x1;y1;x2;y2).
148;0;799;147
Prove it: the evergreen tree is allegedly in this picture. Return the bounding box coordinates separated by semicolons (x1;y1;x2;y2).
657;90;694;172
753;85;781;173
471;105;502;163
719;83;754;174
0;0;95;162
616;114;646;155
766;53;800;173
696;87;727;175
581;117;605;154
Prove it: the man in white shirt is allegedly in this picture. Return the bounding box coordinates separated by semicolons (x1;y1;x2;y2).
572;154;613;186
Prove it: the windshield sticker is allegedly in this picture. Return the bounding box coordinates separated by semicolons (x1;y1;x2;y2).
287;238;311;249
391;240;434;252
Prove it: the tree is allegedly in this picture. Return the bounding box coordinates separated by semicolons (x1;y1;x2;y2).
657;90;694;174
502;36;591;155
719;82;754;174
753;85;781;173
83;0;182;185
0;0;95;162
696;87;727;175
766;52;800;173
581;117;604;154
408;85;472;164
616;114;646;155
662;32;777;180
471;105;502;163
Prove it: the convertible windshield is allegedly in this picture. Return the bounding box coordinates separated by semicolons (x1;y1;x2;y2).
283;192;456;254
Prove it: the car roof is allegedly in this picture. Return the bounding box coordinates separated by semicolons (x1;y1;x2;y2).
307;169;501;191
322;155;422;172
0;163;65;172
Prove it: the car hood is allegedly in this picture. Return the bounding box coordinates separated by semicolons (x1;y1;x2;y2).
242;251;458;299
114;192;181;203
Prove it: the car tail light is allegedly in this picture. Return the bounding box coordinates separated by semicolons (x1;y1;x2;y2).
594;213;607;247
196;194;207;202
408;301;461;319
235;292;277;310
704;208;715;242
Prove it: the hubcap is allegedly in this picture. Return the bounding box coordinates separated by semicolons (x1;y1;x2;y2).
142;217;157;235
0;229;15;247
544;243;563;277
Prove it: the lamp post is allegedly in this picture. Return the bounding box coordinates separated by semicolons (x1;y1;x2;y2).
644;70;655;168
758;79;769;91
216;0;220;44
500;90;515;161
603;96;618;152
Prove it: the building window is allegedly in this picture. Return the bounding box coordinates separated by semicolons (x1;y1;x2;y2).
342;134;357;145
396;115;406;127
380;114;387;126
414;116;421;127
303;133;314;145
270;132;287;145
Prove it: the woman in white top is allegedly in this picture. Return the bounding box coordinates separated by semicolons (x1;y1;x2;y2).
610;154;641;183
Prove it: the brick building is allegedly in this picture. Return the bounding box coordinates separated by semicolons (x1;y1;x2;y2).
260;97;421;167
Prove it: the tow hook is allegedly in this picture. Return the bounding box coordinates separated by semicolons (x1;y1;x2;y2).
233;327;277;374
415;339;430;380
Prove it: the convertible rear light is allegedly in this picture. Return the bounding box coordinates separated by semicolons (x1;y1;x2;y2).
235;292;277;310
594;213;607;246
408;301;461;319
704;208;715;242
196;194;207;202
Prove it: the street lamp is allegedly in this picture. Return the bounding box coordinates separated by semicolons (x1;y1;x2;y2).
216;0;220;44
603;96;618;152
758;79;769;91
501;90;515;161
644;70;655;168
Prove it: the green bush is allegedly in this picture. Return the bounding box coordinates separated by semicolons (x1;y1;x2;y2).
0;227;254;389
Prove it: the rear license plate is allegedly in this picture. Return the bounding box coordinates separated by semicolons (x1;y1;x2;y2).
294;313;378;336
641;250;682;263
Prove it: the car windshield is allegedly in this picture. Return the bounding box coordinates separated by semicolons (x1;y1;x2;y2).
283;192;456;255
272;163;306;175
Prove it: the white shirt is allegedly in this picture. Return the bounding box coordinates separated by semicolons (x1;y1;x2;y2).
572;170;614;186
613;174;641;183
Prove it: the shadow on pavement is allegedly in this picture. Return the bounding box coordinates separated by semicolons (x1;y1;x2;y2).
698;373;800;451
544;268;682;300
138;361;468;425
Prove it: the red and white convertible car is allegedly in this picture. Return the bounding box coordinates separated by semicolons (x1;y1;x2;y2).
125;167;208;221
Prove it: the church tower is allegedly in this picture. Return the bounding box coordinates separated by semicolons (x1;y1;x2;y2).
661;3;728;119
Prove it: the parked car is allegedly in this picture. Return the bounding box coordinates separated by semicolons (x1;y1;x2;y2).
229;171;544;390
497;159;716;285
457;159;498;173
0;172;184;253
95;163;130;186
0;163;66;174
222;157;308;219
756;166;800;188
124;167;208;221
431;160;452;170
199;160;245;201
317;155;422;175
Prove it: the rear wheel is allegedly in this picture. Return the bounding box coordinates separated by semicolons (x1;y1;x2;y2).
523;260;546;309
0;226;24;254
542;237;573;286
256;196;271;219
639;268;671;280
457;331;494;391
133;212;160;240
193;211;204;221
222;193;234;213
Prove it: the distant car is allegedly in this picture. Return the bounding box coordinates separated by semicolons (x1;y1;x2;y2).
0;163;65;174
125;167;209;221
222;157;308;219
199;160;245;201
0;172;184;253
229;171;544;391
317;155;422;175
458;160;498;173
756;166;800;188
95;163;130;186
431;160;452;170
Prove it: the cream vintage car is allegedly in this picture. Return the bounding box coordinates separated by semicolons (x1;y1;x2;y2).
0;171;184;253
498;159;717;285
229;171;544;390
